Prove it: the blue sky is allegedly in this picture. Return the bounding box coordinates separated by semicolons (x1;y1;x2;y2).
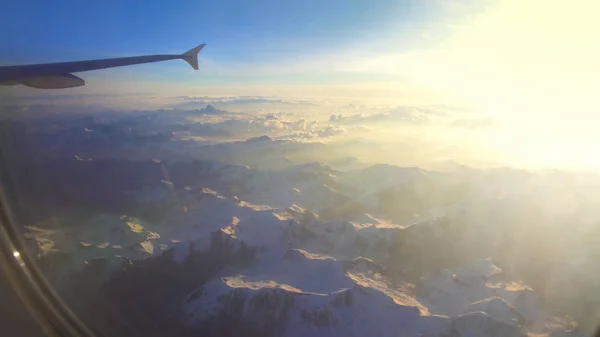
3;0;435;59
5;0;600;169
2;0;464;93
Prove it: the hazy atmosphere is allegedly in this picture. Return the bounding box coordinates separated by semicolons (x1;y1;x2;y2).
4;0;600;170
2;1;600;336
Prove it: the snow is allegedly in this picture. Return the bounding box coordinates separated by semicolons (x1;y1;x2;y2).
184;269;446;337
454;258;503;284
468;297;520;327
28;175;582;336
24;214;161;272
19;105;600;336
452;312;522;337
339;164;429;196
170;191;543;336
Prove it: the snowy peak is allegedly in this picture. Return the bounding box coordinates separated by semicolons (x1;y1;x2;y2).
198;104;224;114
282;249;331;262
292;161;334;175
344;256;387;276
468;297;522;327
454;258;503;284
184;267;438;337
451;312;522;337
27;171;581;336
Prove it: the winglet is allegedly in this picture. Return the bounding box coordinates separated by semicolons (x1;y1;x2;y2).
181;44;206;70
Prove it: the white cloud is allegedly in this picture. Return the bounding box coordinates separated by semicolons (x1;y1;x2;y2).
282;125;347;140
173;107;350;142
171;96;321;109
450;117;496;129
331;107;434;125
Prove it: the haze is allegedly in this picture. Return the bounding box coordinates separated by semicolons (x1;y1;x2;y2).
2;1;600;336
3;0;599;170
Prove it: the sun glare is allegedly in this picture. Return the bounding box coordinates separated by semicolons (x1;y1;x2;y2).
399;0;600;170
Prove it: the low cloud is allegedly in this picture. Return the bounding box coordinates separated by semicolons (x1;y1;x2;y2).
171;108;349;141
171;96;320;109
282;125;347;140
450;117;496;129
329;105;496;131
332;107;431;125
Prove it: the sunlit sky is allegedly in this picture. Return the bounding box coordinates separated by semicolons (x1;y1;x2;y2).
2;0;600;169
2;0;483;98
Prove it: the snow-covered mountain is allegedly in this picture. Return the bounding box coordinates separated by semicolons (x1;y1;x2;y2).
28;187;586;337
8;108;600;337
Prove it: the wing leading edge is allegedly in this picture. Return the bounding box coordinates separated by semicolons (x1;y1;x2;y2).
0;44;206;89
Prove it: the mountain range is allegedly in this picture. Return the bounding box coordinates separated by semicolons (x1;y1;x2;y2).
2;105;598;336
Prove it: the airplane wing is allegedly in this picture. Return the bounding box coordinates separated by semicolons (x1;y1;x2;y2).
0;44;205;89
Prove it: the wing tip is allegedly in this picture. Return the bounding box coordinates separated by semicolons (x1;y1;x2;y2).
181;44;206;70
